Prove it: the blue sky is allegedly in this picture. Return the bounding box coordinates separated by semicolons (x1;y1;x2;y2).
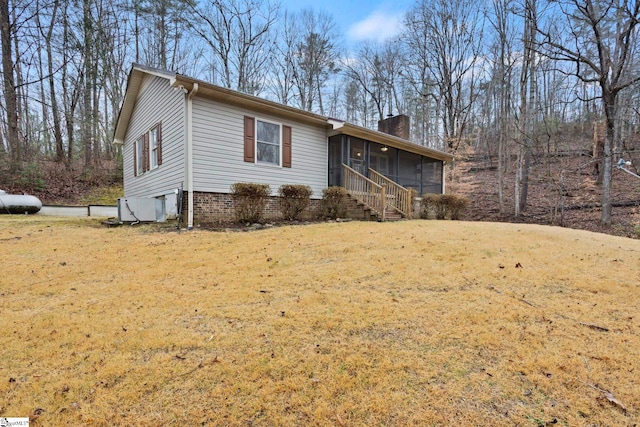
279;0;415;45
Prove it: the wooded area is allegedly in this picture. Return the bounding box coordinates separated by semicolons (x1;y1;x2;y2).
0;0;638;225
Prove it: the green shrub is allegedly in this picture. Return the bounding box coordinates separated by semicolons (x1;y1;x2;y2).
278;184;312;220
322;186;348;219
17;162;46;192
231;183;271;223
421;193;469;220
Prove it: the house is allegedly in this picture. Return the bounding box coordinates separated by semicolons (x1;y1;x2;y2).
113;64;454;226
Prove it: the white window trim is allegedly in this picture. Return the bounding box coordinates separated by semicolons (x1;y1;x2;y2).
135;124;161;176
135;136;144;176
150;126;159;170
255;118;282;167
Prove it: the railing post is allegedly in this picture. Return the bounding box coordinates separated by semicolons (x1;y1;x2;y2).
381;185;386;221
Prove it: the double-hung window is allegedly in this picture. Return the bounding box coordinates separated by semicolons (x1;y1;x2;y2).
150;126;159;169
133;123;162;176
135;136;144;176
244;116;291;168
256;120;281;166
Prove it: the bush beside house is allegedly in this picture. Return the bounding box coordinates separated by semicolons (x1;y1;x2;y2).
421;194;469;220
278;184;313;220
231;183;271;223
322;187;349;219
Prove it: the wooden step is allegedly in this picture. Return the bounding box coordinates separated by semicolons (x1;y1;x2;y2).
381;209;404;221
344;193;406;222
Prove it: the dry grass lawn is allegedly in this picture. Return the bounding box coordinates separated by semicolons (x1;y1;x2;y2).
1;216;639;426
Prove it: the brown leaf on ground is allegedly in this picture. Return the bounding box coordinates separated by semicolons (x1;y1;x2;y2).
601;390;627;413
583;382;628;413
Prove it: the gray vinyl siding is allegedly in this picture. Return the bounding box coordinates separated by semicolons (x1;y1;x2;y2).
191;97;328;198
122;75;185;198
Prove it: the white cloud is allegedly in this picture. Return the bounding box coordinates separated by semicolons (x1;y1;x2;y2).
347;9;404;43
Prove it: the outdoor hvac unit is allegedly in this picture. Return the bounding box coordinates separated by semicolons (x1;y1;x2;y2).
117;197;162;222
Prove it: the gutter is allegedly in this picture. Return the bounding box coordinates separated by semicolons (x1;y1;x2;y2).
172;74;329;128
187;83;199;229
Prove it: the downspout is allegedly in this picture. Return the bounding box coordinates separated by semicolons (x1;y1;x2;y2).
187;83;199;229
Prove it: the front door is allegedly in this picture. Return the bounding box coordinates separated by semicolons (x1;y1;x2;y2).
349;138;366;175
328;136;342;187
370;152;389;175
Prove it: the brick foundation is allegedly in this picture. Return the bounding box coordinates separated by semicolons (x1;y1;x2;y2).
181;191;323;226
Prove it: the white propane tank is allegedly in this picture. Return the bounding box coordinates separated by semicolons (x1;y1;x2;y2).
0;190;43;214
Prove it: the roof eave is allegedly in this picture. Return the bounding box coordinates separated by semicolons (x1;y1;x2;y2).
171;75;331;128
113;65;453;163
112;64;176;146
328;123;453;162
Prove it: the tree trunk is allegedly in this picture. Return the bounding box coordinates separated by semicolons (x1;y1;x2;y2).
38;0;64;162
38;44;51;156
519;44;536;213
498;122;505;214
92;58;100;164
515;0;536;217
0;0;21;169
49;50;64;163
83;0;93;168
61;6;76;168
601;95;615;225
592;119;605;183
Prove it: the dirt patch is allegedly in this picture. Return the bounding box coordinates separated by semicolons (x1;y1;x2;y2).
449;153;640;239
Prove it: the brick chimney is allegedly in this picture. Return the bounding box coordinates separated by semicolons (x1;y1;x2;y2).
378;114;410;140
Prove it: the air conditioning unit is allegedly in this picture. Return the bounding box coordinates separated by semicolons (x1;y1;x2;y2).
118;197;163;222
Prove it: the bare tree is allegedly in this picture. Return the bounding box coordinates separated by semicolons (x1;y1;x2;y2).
191;0;278;95
344;43;387;121
36;0;64;163
404;0;484;151
286;9;340;114
0;0;26;169
133;0;193;72
98;1;131;161
81;0;95;167
515;0;538;216
402;2;438;146
488;0;518;215
269;10;297;105
344;41;406;123
535;0;640;225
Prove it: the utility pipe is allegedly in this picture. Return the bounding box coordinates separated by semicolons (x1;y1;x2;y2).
617;158;640;180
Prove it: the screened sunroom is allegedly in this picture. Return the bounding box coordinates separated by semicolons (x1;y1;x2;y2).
327;134;445;196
